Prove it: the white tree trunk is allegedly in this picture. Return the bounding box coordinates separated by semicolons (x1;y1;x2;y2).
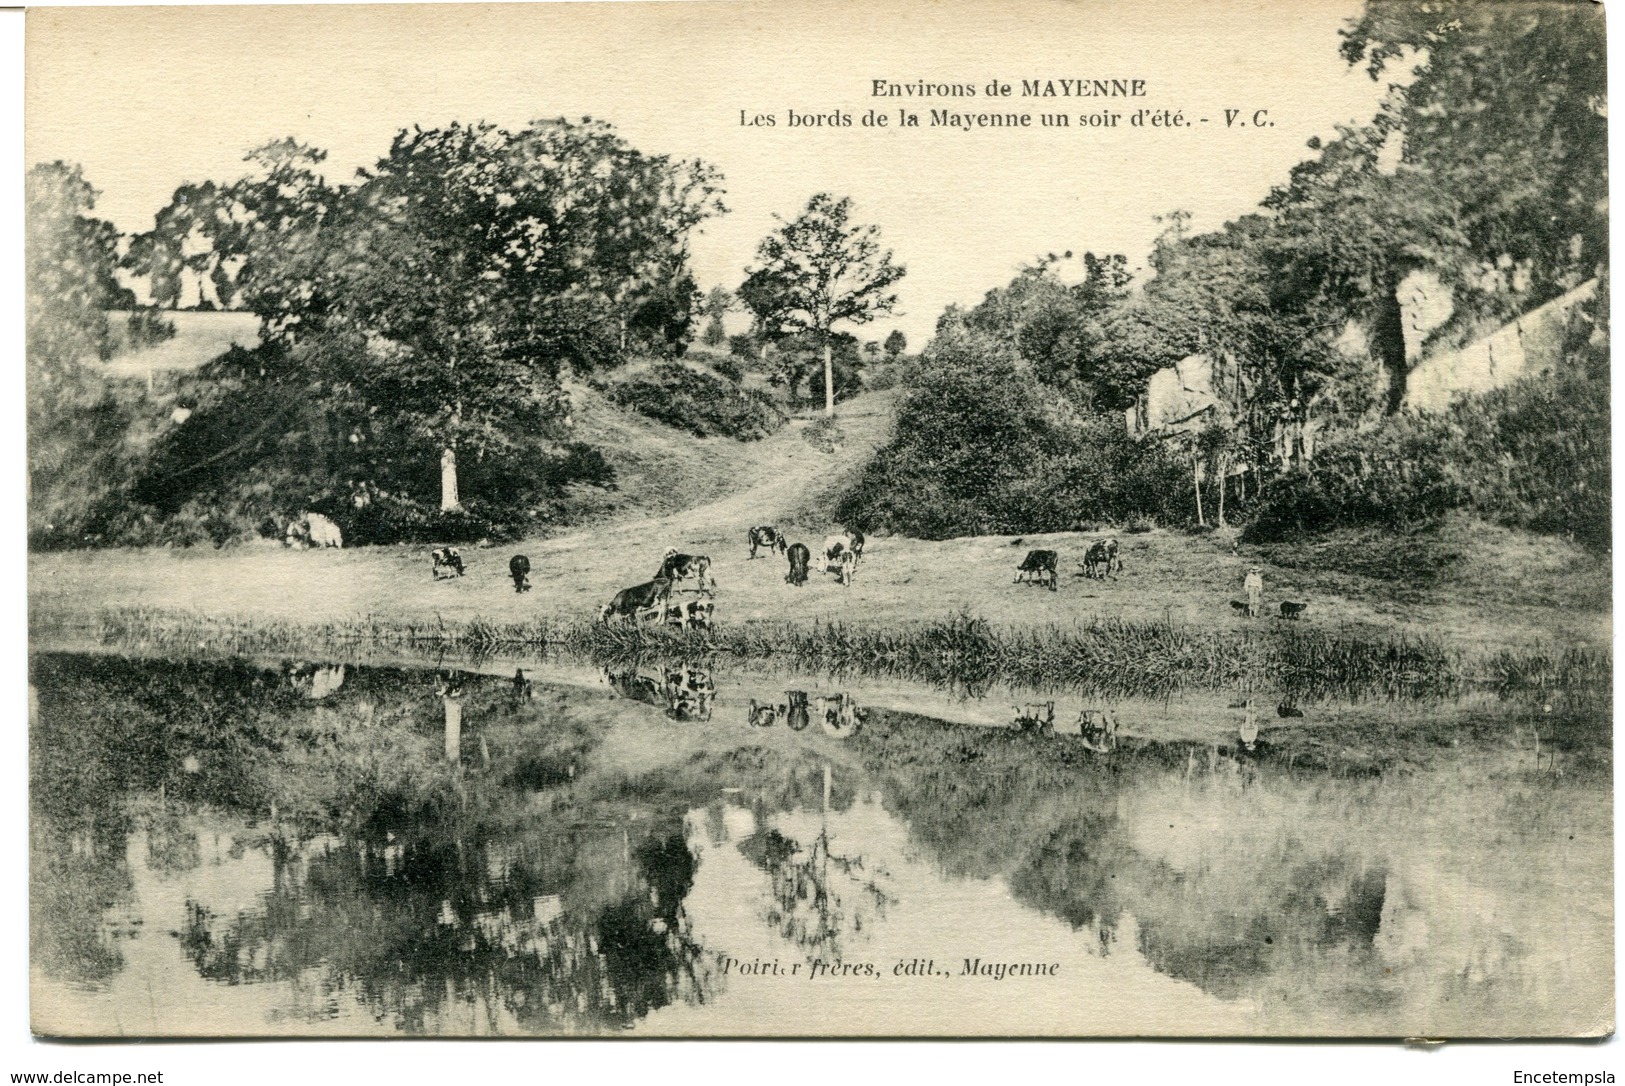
441;447;460;512
823;341;835;416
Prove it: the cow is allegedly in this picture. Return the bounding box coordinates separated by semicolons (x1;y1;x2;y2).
511;668;534;701
509;554;532;593
1083;538;1121;580
1013;701;1056;736
786;542;811;586
844;528;866;565
1077;708;1119;752
306;512;343;548
599;576;673;624
658;549;716;595
748;526;789;559
431;547;465;580
1014;549;1058;591
285;512;343;549
1278;601;1308;621
664;599;715;630
822;536;857;587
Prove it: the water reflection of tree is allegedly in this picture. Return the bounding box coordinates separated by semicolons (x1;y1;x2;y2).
31;653;718;1033
736;765;895;958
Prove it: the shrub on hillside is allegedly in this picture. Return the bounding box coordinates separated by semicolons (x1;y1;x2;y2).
607;362;786;440
1244;368;1610;550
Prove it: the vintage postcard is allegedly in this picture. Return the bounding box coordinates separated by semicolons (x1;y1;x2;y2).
23;0;1612;1041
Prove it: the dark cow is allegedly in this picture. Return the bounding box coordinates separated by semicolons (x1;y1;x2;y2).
599;576;673;624
511;668;534;701
1014;549;1058;591
748;526;788;559
1083;538;1121;580
822;536;857;587
1229;600;1250;614
786;542;811;586
1278;601;1308;621
845;529;866;565
432;547;465;579
509;554;532;593
658;549;716;595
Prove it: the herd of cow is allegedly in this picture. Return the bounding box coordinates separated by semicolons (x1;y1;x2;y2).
1014;538;1123;592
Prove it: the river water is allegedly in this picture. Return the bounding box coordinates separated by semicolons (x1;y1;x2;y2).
28;649;1612;1038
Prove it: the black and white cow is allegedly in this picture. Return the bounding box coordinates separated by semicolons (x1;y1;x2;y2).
658;549;716;595
432;547;465;579
1082;538;1121;580
1014;549;1058;591
509;554;532;593
748;526;789;559
599;577;673;624
785;542;811;587
822;536;857;587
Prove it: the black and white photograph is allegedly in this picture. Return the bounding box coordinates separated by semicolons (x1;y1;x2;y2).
19;0;1614;1049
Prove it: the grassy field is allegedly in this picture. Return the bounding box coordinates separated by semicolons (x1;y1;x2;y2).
28;388;1611;658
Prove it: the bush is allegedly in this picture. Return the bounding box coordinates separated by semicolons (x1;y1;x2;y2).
1244;368;1610;550
607;362;787;440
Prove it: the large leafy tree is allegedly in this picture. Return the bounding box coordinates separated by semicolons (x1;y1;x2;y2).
740;193;905;415
171;120;723;514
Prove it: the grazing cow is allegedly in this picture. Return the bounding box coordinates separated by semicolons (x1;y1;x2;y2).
1078;708;1119;752
599;576;673;624
845;529;866;565
432;547;465;579
748;699;785;728
786;542;811;586
748;526;788;559
305;512;343;548
1278;601;1308;621
1014;549;1058;591
658;549;716;595
786;691;811;731
1276;700;1304;718
820;538;857;587
509;554;532;593
1013;701;1056;736
1229;600;1250;614
1083;538;1121;580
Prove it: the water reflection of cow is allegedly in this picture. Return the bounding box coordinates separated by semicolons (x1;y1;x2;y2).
287;662;347;699
1012;701;1055;736
1077;708;1119;752
605;666;715;721
749;692;863;737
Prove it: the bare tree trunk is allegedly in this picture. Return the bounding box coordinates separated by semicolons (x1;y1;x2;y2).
1217;452;1228;527
441;446;460;512
823;341;835;416
1193;452;1205;526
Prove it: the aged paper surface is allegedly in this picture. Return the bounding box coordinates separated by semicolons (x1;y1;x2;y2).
22;0;1613;1049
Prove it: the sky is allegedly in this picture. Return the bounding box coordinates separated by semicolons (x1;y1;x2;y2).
26;0;1396;348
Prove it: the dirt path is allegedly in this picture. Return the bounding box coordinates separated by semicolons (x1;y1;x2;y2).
27;389;1611;655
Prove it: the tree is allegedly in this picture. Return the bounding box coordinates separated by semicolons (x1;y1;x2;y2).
27;162;132;392
192;121;723;515
700;285;731;347
740;194;905;416
883;329;907;360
